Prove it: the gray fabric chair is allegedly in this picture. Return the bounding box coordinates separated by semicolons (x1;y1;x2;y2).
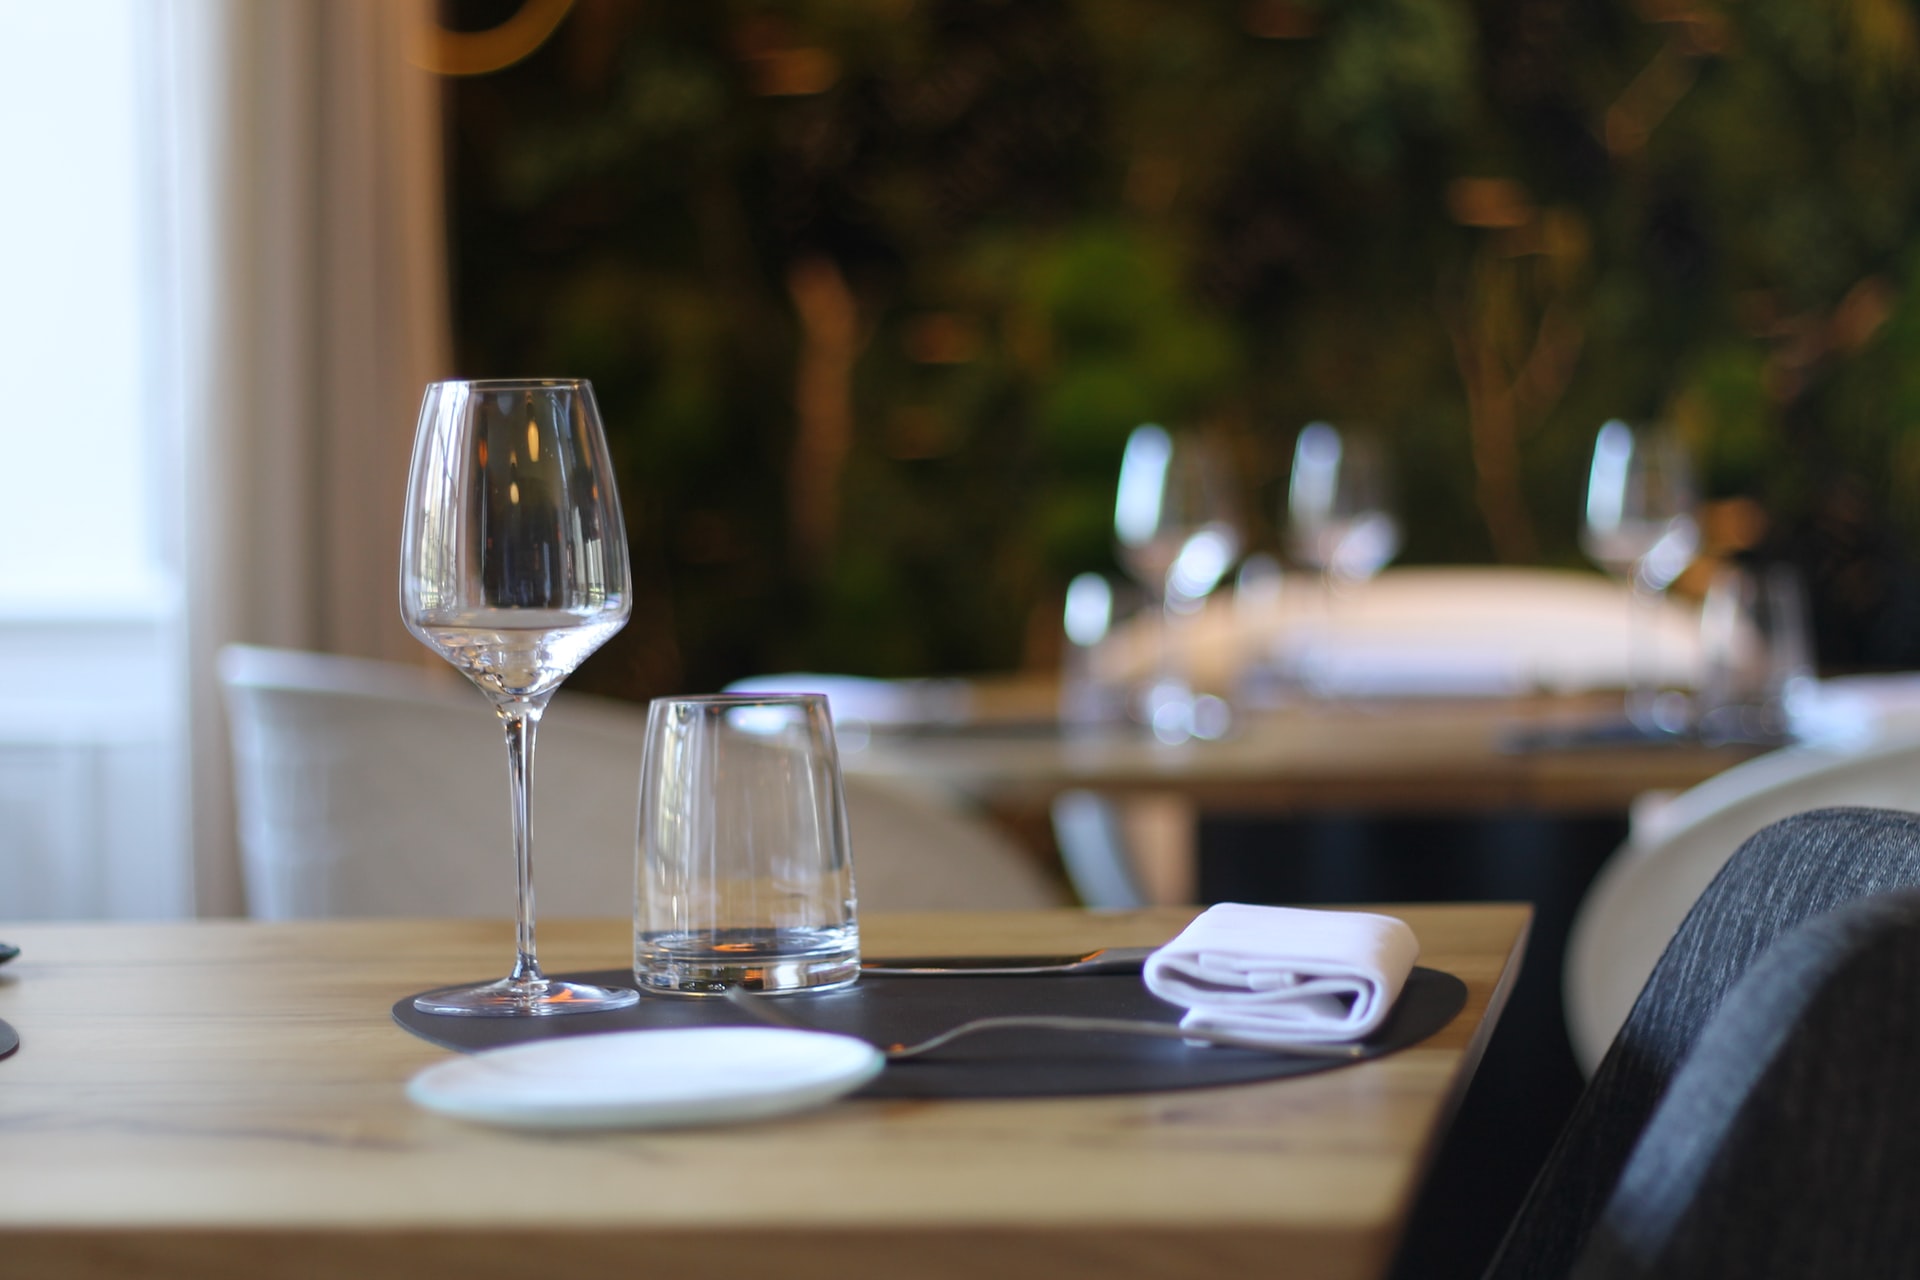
1570;887;1920;1279
1487;806;1920;1278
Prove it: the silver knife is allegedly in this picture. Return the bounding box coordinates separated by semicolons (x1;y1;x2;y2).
859;945;1155;977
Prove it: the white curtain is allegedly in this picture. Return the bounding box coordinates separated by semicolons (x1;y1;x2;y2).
158;0;453;914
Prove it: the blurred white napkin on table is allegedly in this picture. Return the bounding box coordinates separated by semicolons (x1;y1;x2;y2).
1784;672;1920;748
1296;643;1529;699
1143;903;1420;1045
1097;567;1704;699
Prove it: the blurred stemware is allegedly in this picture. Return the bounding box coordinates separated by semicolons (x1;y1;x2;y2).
1113;424;1242;743
400;378;638;1017
1286;423;1401;585
1580;419;1700;736
1697;560;1814;745
1059;571;1129;729
1283;423;1400;694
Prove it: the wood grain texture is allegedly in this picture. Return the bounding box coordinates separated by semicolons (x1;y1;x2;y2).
0;906;1529;1280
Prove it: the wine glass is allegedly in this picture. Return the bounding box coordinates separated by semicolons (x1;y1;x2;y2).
1285;423;1401;585
400;378;639;1016
1113;424;1242;741
1580;419;1700;735
1283;423;1399;694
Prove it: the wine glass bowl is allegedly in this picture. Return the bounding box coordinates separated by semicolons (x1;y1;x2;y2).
1580;419;1699;592
1114;424;1244;609
400;378;638;1016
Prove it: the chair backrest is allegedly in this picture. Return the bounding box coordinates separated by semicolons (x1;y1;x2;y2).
218;645;1066;919
1571;888;1920;1279
1564;736;1920;1073
1489;806;1920;1279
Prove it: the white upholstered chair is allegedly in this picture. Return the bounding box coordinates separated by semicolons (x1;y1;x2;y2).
1564;734;1920;1074
218;645;1066;919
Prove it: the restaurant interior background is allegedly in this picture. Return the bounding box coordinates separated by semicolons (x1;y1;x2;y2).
439;17;1920;1240
447;0;1920;699
8;0;1920;1275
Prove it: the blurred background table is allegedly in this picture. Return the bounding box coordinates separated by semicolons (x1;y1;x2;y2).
851;681;1756;815
845;680;1760;902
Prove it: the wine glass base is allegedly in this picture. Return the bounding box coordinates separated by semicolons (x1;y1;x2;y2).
412;977;639;1017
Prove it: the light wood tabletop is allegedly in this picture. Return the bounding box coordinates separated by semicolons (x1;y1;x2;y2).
0;905;1529;1280
843;685;1758;816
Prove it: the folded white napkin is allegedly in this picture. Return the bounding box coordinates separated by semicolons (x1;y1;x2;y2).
1143;903;1420;1045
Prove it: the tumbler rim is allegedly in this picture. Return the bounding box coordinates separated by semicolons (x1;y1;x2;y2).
647;692;829;708
427;377;591;392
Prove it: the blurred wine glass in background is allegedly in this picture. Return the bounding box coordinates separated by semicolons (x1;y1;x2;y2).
1113;424;1241;742
1230;552;1291;709
1580;419;1700;735
1283;423;1400;694
1696;560;1814;745
1059;571;1127;730
1286;423;1401;586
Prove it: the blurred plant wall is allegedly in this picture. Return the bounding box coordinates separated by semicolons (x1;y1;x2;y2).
444;0;1920;697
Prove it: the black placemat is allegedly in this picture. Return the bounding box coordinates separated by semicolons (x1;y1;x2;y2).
0;1017;17;1062
392;967;1465;1098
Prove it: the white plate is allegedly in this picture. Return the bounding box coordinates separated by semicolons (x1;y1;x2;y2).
407;1027;886;1130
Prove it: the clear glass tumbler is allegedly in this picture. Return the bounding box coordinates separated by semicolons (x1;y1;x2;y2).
634;693;860;996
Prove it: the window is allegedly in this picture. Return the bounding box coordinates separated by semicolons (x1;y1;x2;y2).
0;0;190;918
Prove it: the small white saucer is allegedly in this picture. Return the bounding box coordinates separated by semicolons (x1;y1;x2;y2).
407;1027;886;1130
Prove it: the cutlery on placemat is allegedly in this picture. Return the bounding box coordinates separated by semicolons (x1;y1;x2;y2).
858;945;1154;977
721;984;1363;1061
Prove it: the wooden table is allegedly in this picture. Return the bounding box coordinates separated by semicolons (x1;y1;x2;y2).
842;688;1759;903
845;685;1759;816
0;905;1529;1280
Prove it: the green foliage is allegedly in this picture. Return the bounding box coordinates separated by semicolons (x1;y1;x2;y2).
446;0;1920;692
1299;0;1476;172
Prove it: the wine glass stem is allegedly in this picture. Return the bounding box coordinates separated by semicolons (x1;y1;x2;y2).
498;698;547;987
